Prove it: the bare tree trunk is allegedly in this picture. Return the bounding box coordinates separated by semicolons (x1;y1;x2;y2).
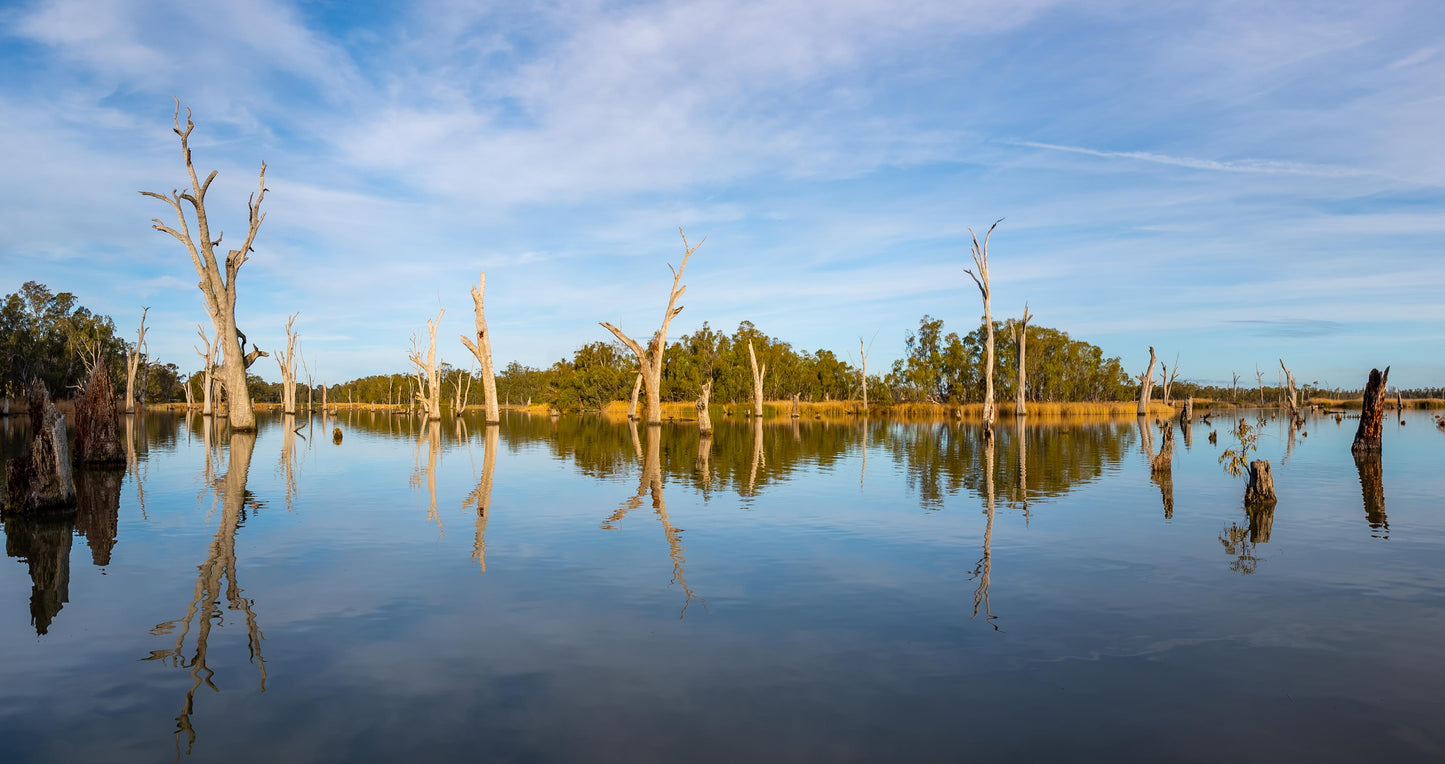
1150;421;1174;474
1246;460;1277;505
458;272;501;425
465;425;499;572
1137;346;1157;416
1352;367;1390;454
1279;359;1299;422
963;220;1003;434
627;372;643;421
5;385;76;512
75;362;123;466
1161;355;1179;406
274;313;299;415
601;229;703;425
1256;368;1265;408
142;103;269;431
790;392;800;419
195;324;216;416
748;340;767;418
696;380;713;435
1010;304;1030;417
1231;372;1240;405
125;307;149;414
858;337;869;415
972;430;996;627
407;307;445;420
321;381;327;413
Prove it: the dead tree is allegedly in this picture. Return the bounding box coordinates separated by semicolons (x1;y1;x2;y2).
194;325;217;416
1245;460;1277;506
696;380;713;435
747;340;767;418
627;371;644;421
1150;421;1174;474
1279;359;1300;422
407;307;445;421
142;102;269;431
600;229;703;425
1136;346;1157;416
274;313;299;415
1256;367;1265;408
124;307;150;414
300;352;314;413
458;272;501;424
1009;304;1031;417
858;337;870;415
1352;367;1390;454
1161;354;1179;406
74;360;124;465
1231;372;1241;405
963;219;1003;433
4;385;75;512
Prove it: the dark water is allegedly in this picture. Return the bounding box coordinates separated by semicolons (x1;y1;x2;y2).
1;408;1443;762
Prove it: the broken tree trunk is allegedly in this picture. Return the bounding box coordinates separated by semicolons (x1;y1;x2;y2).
1137;346;1157;416
1279;359;1299;422
458;272;501;425
963;219;1003;434
124;307;149;414
141;102;269;431
1180;396;1194;423
747;340;767;418
601;229;703;426
1245;459;1277;506
1351;367;1390;455
859;337;869;415
697;380;713;435
790;393;801;419
1150;422;1174;474
5;385;75;513
195;325;217;416
1010;304;1030;417
627;372;643;421
407;307;445;421
74;361;124;465
274;313;299;415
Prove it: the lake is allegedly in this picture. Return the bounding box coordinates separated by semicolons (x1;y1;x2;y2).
2;408;1443;762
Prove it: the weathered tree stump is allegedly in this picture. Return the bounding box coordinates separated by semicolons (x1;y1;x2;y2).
1150;423;1174;474
790;393;800;419
696;381;713;435
5;386;76;513
1208;429;1217;445
1245;459;1276;506
1180;397;1193;423
74;362;124;465
332;427;343;445
1351;367;1389;454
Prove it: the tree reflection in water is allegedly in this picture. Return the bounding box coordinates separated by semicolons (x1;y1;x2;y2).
970;431;998;629
463;425;499;572
145;430;267;759
1355;452;1388;538
412;419;443;531
604;425;702;618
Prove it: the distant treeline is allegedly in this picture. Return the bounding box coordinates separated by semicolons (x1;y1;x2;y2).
7;281;1439;410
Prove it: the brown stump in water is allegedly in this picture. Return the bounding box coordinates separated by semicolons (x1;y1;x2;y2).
1245;459;1276;506
1150;423;1174;474
1351;367;1389;455
5;386;75;513
1180;397;1193;423
74;362;124;465
332;427;343;445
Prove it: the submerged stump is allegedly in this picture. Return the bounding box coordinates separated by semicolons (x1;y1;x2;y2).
1245;459;1276;506
74;361;124;465
5;386;76;513
1351;367;1390;455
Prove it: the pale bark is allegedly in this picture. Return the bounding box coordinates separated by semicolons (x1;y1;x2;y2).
963;219;1002;433
141;102;269;431
972;430;996;627
273;313;299;414
1010;304;1030;417
1279;359;1299;421
696;380;713;435
1161;355;1179;406
458;272;500;424
747;340;767;418
125;307;149;414
465;425;499;572
627;372;643;421
858;337;869;415
1136;346;1157;416
600;229;703;425
407;307;445;420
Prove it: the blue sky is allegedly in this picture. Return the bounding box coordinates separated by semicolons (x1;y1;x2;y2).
2;0;1443;390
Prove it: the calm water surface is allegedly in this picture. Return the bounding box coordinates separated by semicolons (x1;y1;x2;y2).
1;409;1443;762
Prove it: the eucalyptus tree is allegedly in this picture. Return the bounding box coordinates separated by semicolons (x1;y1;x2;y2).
963;219;1003;434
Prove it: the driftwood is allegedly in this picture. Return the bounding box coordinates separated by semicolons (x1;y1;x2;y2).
1245;459;1276;506
1351;367;1390;454
74;360;124;465
5;385;75;513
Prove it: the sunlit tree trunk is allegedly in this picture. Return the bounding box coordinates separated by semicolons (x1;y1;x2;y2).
964;220;1003;434
696;380;713;435
142;102;269;431
125;307;149;414
274;313;299;415
459;272;501;424
601;229;703;425
1279;359;1300;422
1010;304;1030;417
748;340;766;418
407;307;445;420
1137;346;1157;417
859;337;869;415
1352;367;1390;455
627;372;643;421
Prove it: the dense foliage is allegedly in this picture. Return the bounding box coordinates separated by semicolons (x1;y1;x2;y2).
0;282;126;399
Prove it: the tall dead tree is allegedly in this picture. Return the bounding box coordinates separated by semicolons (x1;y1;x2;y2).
696;380;713;435
600;229;703;426
274;313;299;415
963;219;1003;434
1161;355;1179;406
627;371;644;421
458;272;500;424
747;340;767;418
1256;367;1265;407
142;102;269;431
124;307;149;414
858;337;869;415
1231;372;1241;405
194;325;217;416
1009;304;1031;417
408;307;444;421
1136;346;1157;416
1352;367;1390;455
